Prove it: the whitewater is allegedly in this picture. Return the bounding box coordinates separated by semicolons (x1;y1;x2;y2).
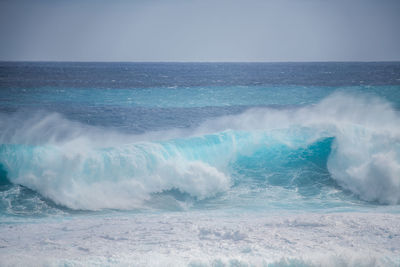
0;62;399;266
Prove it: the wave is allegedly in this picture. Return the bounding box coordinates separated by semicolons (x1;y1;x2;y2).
0;132;334;211
0;92;399;210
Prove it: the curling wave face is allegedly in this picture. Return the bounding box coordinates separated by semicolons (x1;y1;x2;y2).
0;93;400;211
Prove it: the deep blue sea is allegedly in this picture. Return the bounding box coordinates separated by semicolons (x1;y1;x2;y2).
0;62;400;266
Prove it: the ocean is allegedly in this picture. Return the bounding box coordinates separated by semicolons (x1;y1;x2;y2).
0;62;399;266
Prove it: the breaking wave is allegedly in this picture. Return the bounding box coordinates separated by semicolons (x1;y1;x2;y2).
0;92;399;210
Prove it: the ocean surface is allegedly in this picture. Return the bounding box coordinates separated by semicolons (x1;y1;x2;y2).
0;62;400;266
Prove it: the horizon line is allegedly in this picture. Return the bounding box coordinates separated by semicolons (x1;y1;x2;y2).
1;60;400;64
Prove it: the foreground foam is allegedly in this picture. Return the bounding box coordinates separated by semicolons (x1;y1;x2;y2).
0;211;399;266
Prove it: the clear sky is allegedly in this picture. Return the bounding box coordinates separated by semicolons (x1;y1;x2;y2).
0;0;399;62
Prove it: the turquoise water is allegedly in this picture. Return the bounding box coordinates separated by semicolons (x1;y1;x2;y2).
0;62;400;217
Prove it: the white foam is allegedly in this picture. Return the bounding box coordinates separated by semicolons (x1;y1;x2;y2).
0;211;399;266
0;143;230;210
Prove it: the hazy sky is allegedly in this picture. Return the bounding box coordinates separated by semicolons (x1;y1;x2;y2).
0;0;399;62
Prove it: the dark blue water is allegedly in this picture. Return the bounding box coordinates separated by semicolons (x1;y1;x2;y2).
1;62;400;217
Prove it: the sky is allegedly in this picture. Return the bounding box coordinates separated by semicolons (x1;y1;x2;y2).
0;0;399;62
